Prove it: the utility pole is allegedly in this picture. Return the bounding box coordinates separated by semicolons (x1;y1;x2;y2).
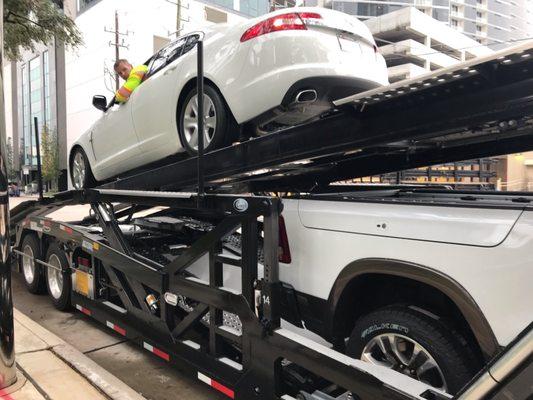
105;10;129;91
177;0;181;33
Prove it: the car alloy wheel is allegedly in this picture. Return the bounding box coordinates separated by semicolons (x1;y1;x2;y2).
361;333;448;392
22;244;35;285
72;151;86;189
47;254;64;300
183;94;217;150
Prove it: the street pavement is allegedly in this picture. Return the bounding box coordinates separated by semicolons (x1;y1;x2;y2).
9;195;225;400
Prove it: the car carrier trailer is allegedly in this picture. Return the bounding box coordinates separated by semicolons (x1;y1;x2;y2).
9;40;533;400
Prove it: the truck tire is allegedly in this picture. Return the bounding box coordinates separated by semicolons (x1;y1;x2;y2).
45;243;72;311
20;234;46;294
345;305;477;394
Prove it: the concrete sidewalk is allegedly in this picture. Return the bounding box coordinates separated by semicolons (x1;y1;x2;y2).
1;309;146;400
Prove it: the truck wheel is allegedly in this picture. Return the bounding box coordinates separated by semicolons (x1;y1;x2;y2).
20;234;46;294
345;305;477;394
45;243;72;311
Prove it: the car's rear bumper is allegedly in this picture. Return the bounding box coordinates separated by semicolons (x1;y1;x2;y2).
250;76;382;127
222;30;388;124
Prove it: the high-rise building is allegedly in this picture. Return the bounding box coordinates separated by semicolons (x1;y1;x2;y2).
323;0;533;47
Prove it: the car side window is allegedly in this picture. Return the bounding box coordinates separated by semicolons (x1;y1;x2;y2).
147;37;187;77
182;34;200;55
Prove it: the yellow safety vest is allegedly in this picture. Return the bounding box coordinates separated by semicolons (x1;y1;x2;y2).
115;64;148;103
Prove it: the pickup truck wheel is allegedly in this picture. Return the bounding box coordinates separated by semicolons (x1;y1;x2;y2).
178;85;231;155
45;243;72;311
20;234;46;294
346;305;476;394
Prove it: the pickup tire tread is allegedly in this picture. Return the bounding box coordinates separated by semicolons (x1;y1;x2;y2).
346;305;478;394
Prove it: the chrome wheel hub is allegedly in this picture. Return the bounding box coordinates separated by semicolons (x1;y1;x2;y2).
47;254;63;300
22;245;35;284
183;94;216;150
72;152;86;189
361;333;448;392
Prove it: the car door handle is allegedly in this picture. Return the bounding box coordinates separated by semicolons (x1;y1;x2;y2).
164;66;178;75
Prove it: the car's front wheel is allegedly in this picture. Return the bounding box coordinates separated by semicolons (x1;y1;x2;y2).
178;85;233;155
346;305;478;394
70;148;95;189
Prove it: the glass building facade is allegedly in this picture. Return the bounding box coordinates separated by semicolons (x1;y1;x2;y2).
20;51;51;169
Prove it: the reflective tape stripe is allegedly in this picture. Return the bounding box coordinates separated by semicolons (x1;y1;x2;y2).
60;225;73;235
75;304;91;316
106;321;126;336
143;342;169;361
197;372;234;399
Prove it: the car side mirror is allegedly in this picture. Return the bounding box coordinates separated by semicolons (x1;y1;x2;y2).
92;95;107;112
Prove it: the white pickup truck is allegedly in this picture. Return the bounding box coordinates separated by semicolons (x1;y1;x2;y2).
189;187;533;394
272;187;533;394
18;186;533;395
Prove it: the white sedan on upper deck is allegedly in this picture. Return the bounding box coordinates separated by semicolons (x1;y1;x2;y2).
69;7;388;188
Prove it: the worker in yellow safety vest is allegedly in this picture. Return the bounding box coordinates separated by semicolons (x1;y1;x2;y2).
113;59;148;103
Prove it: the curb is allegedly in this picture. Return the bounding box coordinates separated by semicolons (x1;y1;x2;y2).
14;309;146;400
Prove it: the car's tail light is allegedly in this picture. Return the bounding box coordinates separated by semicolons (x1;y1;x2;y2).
240;12;322;42
278;215;291;264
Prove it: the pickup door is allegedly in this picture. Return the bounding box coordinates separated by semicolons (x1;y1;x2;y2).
298;200;523;247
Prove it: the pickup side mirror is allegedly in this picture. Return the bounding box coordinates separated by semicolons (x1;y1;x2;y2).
92;95;107;112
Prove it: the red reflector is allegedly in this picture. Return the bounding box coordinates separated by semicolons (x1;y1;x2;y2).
60;225;73;235
198;372;234;399
143;342;170;361
211;380;235;399
153;347;170;361
77;257;90;267
241;12;322;42
76;304;91;316
278;215;291;264
106;321;126;336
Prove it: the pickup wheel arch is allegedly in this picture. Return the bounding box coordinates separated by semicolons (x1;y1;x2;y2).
325;258;499;361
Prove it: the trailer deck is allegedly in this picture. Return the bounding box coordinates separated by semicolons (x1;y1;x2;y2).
97;41;533;193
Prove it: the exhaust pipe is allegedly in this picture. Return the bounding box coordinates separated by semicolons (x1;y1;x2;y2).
295;89;318;104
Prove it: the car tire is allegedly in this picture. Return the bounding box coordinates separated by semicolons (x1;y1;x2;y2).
20;234;46;294
45;243;72;311
178;85;233;155
70;147;95;189
345;305;478;394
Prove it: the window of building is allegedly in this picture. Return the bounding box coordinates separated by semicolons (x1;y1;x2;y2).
77;0;101;13
43;51;51;129
476;11;483;18
238;0;269;17
451;19;458;27
29;56;42;166
451;5;458;12
21;64;31;166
